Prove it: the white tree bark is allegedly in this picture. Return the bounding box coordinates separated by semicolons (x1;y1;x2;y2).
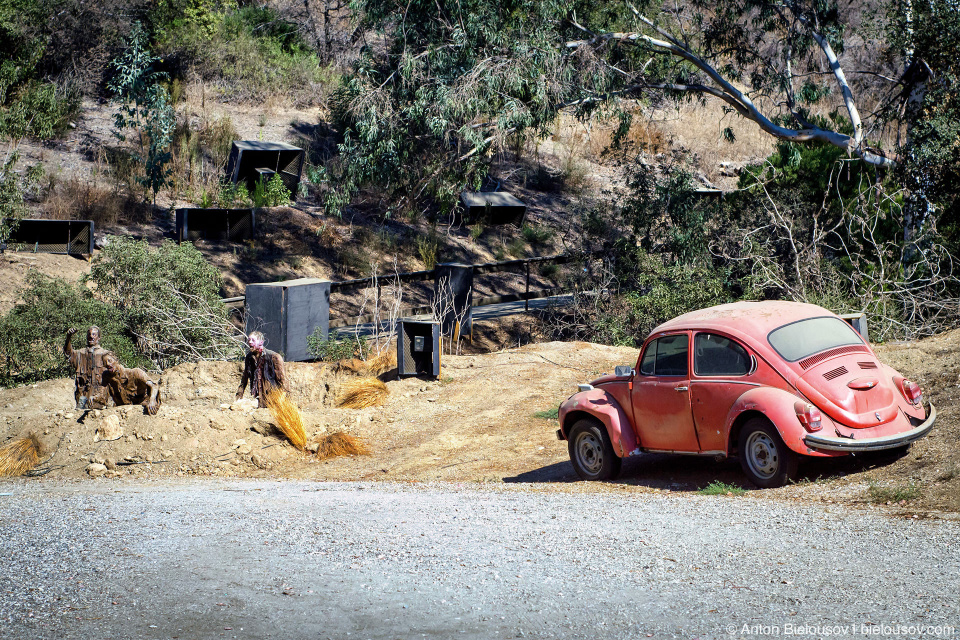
565;12;895;168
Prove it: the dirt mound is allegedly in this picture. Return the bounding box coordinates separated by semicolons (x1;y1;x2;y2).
1;337;957;514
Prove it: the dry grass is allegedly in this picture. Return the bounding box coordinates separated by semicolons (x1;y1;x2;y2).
334;352;397;378
40;176;152;226
0;433;43;477
363;352;397;377
337;377;389;409
264;388;306;451
314;432;371;460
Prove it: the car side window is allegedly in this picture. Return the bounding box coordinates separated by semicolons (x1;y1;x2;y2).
639;340;658;375
694;333;751;376
655;334;689;376
640;334;689;376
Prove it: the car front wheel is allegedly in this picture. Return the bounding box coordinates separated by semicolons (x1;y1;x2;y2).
568;418;622;481
738;418;798;488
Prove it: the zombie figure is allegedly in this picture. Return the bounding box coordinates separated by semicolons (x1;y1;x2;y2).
64;326;112;410
236;331;287;405
102;354;162;415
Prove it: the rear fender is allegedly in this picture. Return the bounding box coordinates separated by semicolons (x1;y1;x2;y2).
726;387;839;458
559;389;639;458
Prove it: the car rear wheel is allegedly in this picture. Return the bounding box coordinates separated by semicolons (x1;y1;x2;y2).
738;418;798;488
568;419;622;481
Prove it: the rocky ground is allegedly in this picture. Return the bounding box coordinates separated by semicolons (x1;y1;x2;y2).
2;334;958;515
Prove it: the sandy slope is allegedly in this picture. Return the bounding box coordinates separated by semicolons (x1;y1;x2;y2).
2;337;957;514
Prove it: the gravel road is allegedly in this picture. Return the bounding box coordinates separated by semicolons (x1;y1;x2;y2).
1;479;958;640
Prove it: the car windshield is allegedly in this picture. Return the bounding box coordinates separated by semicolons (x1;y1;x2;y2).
767;316;864;362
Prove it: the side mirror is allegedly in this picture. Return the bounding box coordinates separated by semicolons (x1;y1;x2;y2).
615;365;635;377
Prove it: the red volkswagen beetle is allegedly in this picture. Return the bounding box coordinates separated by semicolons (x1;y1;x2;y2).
557;301;936;487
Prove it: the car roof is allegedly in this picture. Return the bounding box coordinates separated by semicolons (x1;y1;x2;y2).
650;301;836;342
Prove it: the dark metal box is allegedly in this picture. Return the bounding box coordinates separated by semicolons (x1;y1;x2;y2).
175;208;256;243
3;219;94;256
244;278;331;362
459;191;527;226
225;141;305;198
398;320;441;378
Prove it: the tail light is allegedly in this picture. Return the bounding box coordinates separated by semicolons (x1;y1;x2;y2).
901;379;923;405
794;402;822;432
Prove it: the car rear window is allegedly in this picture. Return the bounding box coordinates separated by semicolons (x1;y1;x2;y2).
767;316;864;362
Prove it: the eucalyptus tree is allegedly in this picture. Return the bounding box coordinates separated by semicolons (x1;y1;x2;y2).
330;0;909;214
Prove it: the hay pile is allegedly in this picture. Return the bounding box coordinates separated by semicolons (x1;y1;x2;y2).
264;388;307;451
315;432;370;459
363;351;397;377
335;352;397;378
0;433;43;477
337;377;389;409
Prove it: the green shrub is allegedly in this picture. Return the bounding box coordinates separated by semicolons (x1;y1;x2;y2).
522;224;553;246
306;331;368;361
0;272;144;386
155;4;335;105
217;180;249;208
533;407;559;420
867;482;921;503
86;236;240;369
0;151;43;245
698;481;746;496
251;173;291;208
417;236;439;270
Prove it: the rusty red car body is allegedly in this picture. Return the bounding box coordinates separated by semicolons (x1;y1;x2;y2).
557;301;936;487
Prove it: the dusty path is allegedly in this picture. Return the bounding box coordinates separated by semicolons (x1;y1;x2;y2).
0;479;958;640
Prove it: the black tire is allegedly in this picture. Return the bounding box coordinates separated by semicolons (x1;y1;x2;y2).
738;418;798;488
568;418;622;481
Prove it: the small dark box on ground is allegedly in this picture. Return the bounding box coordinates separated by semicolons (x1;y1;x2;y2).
226;141;305;198
244;278;331;362
459;191;526;226
175;208;255;243
3;219;94;255
398;320;441;378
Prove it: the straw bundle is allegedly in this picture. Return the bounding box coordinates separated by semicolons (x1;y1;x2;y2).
264;388;307;451
337;377;389;409
363;351;397;377
0;433;43;477
315;432;371;459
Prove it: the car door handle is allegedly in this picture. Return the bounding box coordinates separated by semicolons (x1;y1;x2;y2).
674;386;688;392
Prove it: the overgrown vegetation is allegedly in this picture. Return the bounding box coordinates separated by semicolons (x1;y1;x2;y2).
867;482;922;504
0;272;145;386
0;237;242;385
87;237;242;369
698;481;746;496
0;151;43;245
306;332;368;361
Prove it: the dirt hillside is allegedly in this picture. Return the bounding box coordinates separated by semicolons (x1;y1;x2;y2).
2;336;957;515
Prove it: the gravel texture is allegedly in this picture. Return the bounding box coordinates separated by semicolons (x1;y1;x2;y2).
0;478;958;640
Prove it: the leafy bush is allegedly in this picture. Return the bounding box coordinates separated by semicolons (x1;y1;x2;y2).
217;180;249;208
306;331;368;361
155;3;334;105
109;22;175;204
86;236;241;369
251;173;291;208
0;151;43;245
0;272;145;386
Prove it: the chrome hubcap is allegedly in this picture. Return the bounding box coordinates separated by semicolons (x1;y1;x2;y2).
745;431;779;479
575;431;603;475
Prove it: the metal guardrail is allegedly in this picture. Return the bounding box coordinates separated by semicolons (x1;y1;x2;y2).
222;252;595;320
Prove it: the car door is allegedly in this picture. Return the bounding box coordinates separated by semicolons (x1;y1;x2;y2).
690;332;757;453
630;332;700;451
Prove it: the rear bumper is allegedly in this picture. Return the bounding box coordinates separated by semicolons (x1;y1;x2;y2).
803;404;936;452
